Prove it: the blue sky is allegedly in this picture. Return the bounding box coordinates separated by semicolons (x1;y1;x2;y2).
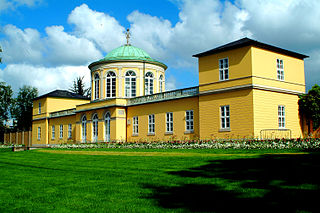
0;0;319;95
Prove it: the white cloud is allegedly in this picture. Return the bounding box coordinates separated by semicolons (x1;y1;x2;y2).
165;75;177;91
0;0;41;11
1;24;44;64
0;64;90;96
45;25;102;66
128;11;173;60
1;0;320;95
68;4;126;53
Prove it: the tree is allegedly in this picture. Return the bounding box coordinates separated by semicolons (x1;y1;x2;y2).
69;76;91;97
0;82;13;142
0;82;13;124
11;85;38;131
298;84;320;133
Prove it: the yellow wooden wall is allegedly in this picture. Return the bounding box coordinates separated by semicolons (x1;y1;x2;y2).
48;115;76;144
199;89;254;139
126;97;199;141
253;89;303;138
198;46;252;88
32;119;48;145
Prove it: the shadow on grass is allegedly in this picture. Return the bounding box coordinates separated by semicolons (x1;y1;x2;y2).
144;153;320;212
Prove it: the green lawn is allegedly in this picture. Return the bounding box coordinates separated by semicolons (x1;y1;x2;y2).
0;149;320;212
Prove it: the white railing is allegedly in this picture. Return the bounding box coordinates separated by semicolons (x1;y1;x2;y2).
50;108;76;118
128;86;199;105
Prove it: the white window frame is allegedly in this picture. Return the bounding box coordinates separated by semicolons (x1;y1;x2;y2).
220;105;230;130
148;114;155;134
219;58;229;81
166;112;173;133
38;102;41;114
278;105;285;128
92;114;99;142
37;127;41;140
277;59;284;81
186;110;194;132
68;124;72;139
105;112;111;142
52;125;55;139
145;72;154;95
81;115;87;143
133;116;138;135
125;71;136;98
59;124;63;139
94;73;100;100
159;75;164;93
106;71;116;98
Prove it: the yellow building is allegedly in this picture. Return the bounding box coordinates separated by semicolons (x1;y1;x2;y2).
32;38;308;145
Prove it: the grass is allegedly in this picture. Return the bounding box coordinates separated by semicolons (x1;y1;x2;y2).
0;148;320;212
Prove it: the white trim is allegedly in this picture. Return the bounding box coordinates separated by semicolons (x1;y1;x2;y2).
199;84;304;96
185;110;194;131
148;114;155;134
278;105;285;128
219;58;229;81
220;105;230;130
166;112;173;133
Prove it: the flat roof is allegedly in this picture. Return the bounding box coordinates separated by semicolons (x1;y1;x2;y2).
193;37;309;59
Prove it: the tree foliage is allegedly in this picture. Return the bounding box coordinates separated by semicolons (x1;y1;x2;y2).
0;82;13;123
11;85;38;131
299;84;320;130
69;76;91;97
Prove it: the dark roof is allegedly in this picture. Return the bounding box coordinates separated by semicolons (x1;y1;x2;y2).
193;37;309;59
33;90;90;101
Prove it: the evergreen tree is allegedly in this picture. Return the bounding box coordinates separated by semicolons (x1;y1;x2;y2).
69;76;91;97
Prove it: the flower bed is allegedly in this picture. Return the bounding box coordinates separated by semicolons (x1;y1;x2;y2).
50;138;320;150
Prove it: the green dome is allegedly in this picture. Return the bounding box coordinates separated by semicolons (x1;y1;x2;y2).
89;45;167;69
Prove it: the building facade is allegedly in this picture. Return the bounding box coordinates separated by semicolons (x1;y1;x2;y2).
32;38;308;145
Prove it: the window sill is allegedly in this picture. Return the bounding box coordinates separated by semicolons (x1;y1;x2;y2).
165;132;173;135
219;128;231;132
184;130;194;134
132;134;139;137
147;133;155;136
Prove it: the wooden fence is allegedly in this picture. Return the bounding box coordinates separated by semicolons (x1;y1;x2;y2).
3;131;32;146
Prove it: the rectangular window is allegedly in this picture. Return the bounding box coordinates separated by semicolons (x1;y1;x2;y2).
59;124;63;139
133;116;138;135
277;59;284;80
68;124;72;139
148;114;155;134
278;105;285;128
38;102;41;114
52;125;55;139
186;110;194;131
220;105;230;129
37;127;41;140
219;58;229;81
166;112;173;133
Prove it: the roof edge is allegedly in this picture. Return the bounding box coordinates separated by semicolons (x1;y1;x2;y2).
88;59;168;70
193;38;309;60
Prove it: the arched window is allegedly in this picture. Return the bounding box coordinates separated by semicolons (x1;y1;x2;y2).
94;73;100;100
145;72;154;95
81;115;87;143
92;113;98;142
105;112;111;142
159;75;164;93
106;71;116;98
125;71;136;98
